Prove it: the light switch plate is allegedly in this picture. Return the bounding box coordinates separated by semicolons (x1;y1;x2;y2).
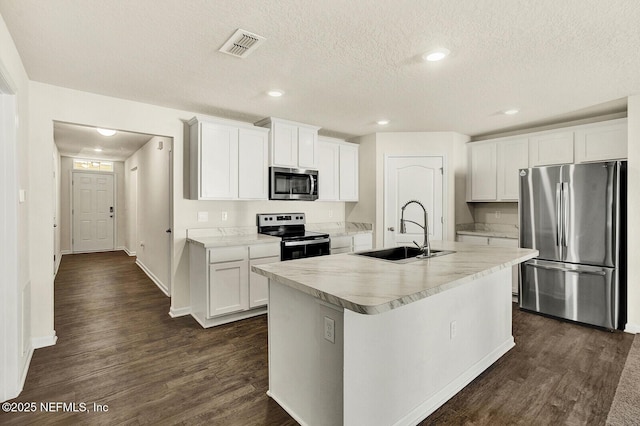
324;316;335;343
197;211;209;222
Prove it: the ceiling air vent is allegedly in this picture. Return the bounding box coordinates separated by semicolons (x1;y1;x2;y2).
218;29;266;58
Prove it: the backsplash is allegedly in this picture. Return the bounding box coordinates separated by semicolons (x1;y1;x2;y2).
471;202;518;225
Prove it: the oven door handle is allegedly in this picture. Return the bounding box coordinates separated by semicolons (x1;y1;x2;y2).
283;238;331;247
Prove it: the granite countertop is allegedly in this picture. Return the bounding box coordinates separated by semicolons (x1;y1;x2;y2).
456;223;518;239
252;241;537;315
187;233;280;248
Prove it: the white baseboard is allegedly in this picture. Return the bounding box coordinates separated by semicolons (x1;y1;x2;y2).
624;323;640;334
54;253;62;275
61;250;72;255
123;246;136;256
135;259;169;296
169;306;191;318
32;332;57;349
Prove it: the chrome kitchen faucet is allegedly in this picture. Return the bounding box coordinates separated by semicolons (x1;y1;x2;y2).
399;199;431;257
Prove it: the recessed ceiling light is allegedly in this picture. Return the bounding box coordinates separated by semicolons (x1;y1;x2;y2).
423;48;450;62
267;90;284;97
377;120;390;125
503;109;520;115
96;128;116;136
94;148;103;152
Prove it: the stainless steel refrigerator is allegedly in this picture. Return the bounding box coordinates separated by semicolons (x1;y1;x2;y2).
519;161;626;329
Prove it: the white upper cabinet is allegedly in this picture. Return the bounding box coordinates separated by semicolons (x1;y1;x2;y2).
317;137;359;201
189;116;269;200
468;137;528;202
255;117;320;169
529;131;574;166
497;138;529;201
468;141;497;201
574;119;627;163
238;128;269;199
339;143;359;201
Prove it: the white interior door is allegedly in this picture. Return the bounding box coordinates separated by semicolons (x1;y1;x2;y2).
73;172;115;252
384;156;444;247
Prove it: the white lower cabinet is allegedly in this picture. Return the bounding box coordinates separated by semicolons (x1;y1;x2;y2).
353;233;373;252
249;244;280;308
189;241;280;328
456;234;519;297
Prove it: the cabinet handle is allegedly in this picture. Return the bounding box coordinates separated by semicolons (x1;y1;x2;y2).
387;227;395;231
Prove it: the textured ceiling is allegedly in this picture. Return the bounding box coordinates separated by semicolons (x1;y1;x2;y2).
1;0;639;139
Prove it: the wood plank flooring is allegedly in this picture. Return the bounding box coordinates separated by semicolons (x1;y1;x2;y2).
1;251;633;425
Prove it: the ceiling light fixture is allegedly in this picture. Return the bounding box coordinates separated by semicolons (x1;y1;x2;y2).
503;109;520;115
423;48;450;62
267;90;284;97
377;120;390;125
96;128;116;136
94;148;103;152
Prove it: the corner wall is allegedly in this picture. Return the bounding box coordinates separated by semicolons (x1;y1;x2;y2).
626;95;639;333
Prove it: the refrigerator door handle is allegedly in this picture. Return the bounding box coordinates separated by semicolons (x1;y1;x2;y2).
556;183;563;246
525;260;607;276
561;182;569;247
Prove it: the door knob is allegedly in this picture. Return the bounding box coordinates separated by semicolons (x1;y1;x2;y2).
387;227;395;231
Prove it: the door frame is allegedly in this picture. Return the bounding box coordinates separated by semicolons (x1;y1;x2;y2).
71;170;117;253
383;154;449;247
0;63;21;401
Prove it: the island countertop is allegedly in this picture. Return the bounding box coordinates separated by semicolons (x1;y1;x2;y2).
252;240;538;315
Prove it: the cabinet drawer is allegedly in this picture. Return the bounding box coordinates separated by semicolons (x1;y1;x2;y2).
209;246;247;263
249;243;280;259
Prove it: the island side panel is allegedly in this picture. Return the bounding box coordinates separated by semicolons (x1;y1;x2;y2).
343;267;513;426
268;280;345;426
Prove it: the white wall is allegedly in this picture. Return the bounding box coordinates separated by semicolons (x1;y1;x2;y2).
627;95;639;333
58;156;126;253
0;12;32;401
347;132;473;248
125;136;171;293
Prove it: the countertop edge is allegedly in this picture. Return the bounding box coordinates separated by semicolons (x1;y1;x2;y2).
252;247;538;315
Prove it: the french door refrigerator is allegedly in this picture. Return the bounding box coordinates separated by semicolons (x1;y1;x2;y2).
519;161;626;330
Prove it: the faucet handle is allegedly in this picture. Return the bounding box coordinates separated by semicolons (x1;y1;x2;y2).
412;241;423;249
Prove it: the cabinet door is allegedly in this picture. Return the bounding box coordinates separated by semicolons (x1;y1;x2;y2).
497;138;528;201
238;128;268;199
208;260;248;317
272;121;298;167
339;144;359;201
469;142;497;201
200;122;238;199
529;131;574;166
317;140;339;201
249;256;279;308
353;233;373;251
298;126;318;168
574;120;627;163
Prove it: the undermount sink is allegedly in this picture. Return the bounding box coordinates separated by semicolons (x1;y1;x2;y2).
353;246;455;263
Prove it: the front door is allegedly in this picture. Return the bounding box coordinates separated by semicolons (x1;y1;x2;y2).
384;156;444;247
72;172;115;252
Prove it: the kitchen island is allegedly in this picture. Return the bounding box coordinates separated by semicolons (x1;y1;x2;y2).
252;241;538;426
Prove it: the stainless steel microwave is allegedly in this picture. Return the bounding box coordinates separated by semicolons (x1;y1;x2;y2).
269;167;318;201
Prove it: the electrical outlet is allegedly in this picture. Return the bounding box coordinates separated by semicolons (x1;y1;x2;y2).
450;320;457;340
221;211;228;221
329;209;333;218
495;210;501;219
197;211;209;222
324;316;335;343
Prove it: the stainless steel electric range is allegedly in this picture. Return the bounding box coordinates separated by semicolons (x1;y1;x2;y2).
257;213;331;261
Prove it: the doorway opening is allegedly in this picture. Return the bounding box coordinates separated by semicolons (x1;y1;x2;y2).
53;121;173;295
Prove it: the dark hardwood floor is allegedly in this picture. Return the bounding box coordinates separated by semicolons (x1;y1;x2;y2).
2;251;633;425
